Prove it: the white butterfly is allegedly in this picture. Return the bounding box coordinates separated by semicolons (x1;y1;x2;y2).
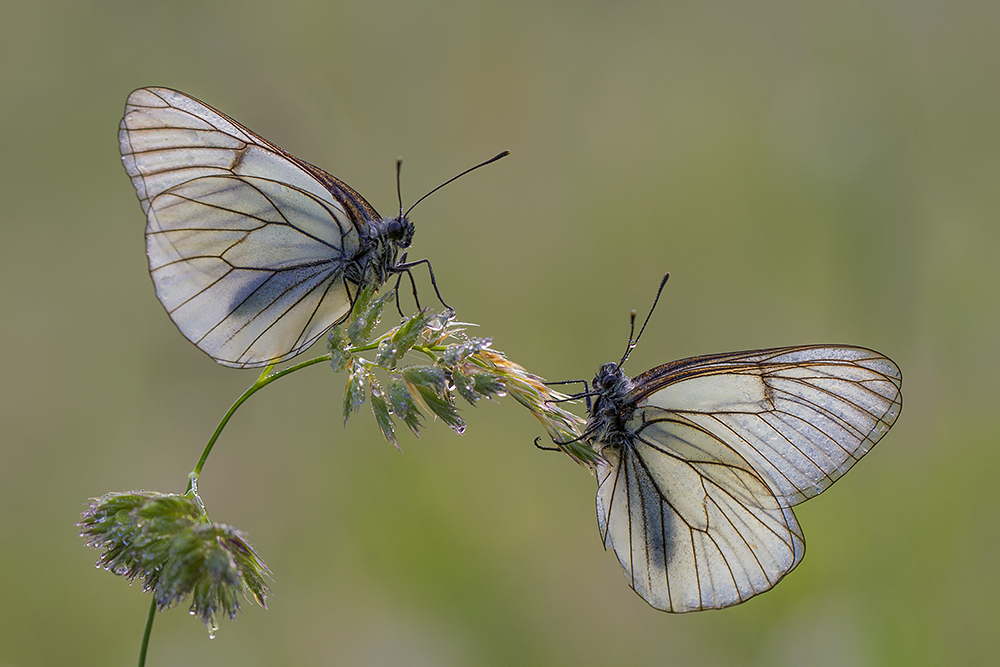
563;276;902;611
119;87;504;368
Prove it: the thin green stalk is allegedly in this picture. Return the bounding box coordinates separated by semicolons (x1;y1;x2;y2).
137;596;156;667
413;344;447;360
185;355;331;492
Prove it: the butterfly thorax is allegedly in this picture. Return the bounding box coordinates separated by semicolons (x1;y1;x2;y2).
586;363;635;450
346;216;415;286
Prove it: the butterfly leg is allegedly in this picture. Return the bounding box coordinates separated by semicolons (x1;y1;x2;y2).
339;276;370;344
385;251;423;315
401;268;420;312
342;275;358;312
535;430;592;448
396;257;450;310
544;378;593;411
391;268;406;318
533;436;562;452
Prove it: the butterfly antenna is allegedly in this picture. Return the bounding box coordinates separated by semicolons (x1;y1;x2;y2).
619;310;638;366
403;150;510;218
619;272;670;367
395;157;404;219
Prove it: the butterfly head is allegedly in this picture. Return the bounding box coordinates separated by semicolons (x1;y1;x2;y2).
386;216;415;249
593;363;633;405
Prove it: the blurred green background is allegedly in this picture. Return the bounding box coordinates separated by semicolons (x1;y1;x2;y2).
2;1;998;665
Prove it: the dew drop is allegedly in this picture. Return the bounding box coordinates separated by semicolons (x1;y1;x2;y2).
208;625;217;640
454;425;466;435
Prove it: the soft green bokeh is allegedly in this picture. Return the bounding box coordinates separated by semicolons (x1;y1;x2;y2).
2;1;997;665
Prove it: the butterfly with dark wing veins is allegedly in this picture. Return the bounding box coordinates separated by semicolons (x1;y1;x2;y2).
119;86;507;368
546;274;902;612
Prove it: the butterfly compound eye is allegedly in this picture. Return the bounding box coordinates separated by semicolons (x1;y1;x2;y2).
387;219;403;240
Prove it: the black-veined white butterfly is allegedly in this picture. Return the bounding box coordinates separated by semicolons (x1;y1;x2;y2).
119;86;506;368
548;274;902;612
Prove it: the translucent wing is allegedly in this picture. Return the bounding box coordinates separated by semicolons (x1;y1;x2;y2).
596;345;901;611
597;438;804;611
119;87;378;368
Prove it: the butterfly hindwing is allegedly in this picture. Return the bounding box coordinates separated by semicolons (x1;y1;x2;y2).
597;422;804;611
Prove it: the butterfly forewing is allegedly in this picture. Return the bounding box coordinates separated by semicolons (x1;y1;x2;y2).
595;344;901;612
630;345;902;504
119;87;375;368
